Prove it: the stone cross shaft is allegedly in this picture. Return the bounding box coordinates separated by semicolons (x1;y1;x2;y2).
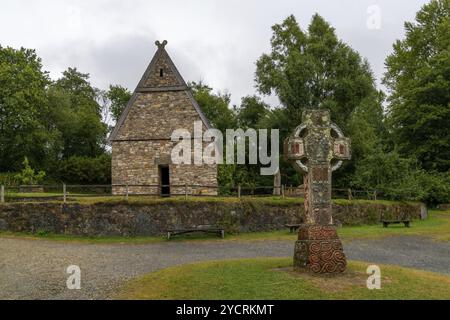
284;109;351;225
284;109;351;274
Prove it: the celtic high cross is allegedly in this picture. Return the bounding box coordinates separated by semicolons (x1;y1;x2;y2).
284;109;351;273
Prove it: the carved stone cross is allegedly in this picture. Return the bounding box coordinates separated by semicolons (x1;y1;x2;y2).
284;109;351;274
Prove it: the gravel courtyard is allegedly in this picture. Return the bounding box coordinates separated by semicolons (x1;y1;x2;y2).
0;235;449;300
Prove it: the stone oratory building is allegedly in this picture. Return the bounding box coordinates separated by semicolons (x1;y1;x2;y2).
108;40;218;196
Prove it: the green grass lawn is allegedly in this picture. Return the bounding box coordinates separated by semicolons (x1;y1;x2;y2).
6;192;65;198
2;194;299;206
1;209;448;244
70;195;305;206
116;258;450;300
6;192;92;199
339;210;450;241
228;210;450;242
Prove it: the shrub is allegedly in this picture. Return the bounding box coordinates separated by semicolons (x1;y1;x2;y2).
350;151;450;205
416;171;450;205
0;172;20;186
15;157;46;185
57;154;111;184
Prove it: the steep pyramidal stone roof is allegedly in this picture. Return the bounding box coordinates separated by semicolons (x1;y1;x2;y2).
108;40;210;142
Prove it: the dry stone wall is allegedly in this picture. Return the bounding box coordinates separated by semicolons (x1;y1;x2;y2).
0;200;424;236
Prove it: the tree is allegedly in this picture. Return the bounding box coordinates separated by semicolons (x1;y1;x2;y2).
0;46;53;171
334;90;386;187
255;14;379;130
384;0;450;172
105;84;132;124
189;81;237;133
54;67;98;107
236;95;270;129
47;68;108;159
255;14;384;187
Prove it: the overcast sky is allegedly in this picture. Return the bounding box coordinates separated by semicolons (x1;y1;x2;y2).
0;0;429;106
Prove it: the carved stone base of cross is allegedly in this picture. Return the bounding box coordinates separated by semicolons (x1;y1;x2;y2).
293;225;346;273
284;109;351;274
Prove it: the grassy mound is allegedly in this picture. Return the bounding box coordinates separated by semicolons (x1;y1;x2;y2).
116;258;450;300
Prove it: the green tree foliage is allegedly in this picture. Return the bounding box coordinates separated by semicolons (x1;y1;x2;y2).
234;96;273;188
255;14;384;188
47;68;108;159
189;81;237;132
255;14;379;130
384;0;450;172
191;82;274;191
217;163;258;194
56;154;111;184
0;47;110;183
417;171;450;205
0;173;20;186
0;46;53;171
236;96;270;129
258;108;302;187
105;84;132;124
334;91;386;187
351;150;450;205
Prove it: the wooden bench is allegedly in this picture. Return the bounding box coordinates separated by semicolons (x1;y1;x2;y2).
166;225;225;240
382;220;411;228
285;224;301;233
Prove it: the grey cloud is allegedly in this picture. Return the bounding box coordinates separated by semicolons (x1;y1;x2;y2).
0;0;430;107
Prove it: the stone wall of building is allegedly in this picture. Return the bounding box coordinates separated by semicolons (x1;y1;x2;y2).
115;91;204;140
111;139;218;195
0;200;424;236
144;54;183;88
111;87;217;195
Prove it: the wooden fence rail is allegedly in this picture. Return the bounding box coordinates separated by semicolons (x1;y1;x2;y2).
0;184;386;202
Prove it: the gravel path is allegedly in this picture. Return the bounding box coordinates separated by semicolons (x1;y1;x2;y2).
0;235;448;299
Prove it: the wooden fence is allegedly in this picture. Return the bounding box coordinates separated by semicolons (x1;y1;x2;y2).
0;183;386;203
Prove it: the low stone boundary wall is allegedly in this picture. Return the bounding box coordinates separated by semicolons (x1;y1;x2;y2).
0;199;425;236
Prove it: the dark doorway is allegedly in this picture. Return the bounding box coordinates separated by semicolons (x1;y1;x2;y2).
159;165;170;197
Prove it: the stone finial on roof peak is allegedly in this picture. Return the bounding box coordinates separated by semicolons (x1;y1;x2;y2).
155;40;168;49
